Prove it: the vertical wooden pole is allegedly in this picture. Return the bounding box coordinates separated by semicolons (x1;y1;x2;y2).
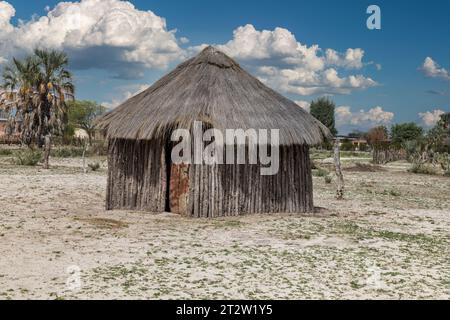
334;138;344;200
43;134;51;169
82;140;88;174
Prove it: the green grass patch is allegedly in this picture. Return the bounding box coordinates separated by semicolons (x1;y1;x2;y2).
312;168;329;177
13;149;42;166
0;148;13;156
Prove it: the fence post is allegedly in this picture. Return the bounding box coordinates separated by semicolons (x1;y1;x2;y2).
334;138;344;200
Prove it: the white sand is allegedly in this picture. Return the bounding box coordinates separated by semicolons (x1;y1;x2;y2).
0;156;449;299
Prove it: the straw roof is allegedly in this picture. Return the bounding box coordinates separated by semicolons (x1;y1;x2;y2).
97;46;331;146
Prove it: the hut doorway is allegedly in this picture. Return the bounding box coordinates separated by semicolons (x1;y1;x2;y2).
164;142;190;215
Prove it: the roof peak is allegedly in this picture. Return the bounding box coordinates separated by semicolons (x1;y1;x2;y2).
96;44;331;145
191;46;238;68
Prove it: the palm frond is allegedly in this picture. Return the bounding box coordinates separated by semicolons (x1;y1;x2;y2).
1;48;75;145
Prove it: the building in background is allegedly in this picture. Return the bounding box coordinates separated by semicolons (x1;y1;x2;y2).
0;109;20;144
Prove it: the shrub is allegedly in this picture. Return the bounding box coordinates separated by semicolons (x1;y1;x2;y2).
358;143;368;152
88;162;101;171
324;176;332;184
437;153;450;173
439;145;450;154
317;140;333;151
381;189;401;197
313;167;329;177
408;164;437;175
0;149;13;156
14;149;42;166
340;141;355;151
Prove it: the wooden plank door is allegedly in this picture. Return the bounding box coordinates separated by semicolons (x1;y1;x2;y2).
169;163;190;215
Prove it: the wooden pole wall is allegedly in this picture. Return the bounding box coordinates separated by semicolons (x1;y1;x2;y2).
106;139;314;216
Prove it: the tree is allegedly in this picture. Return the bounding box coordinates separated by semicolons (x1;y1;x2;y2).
427;112;450;153
390;122;423;145
310;97;337;136
367;125;388;148
1;49;74;168
437;112;450;131
67;100;106;145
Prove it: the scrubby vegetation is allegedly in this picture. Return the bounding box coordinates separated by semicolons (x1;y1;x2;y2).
13;149;42;166
88;162;101;172
51;146;86;158
408;164;437;175
0;149;13;156
0;49;75;169
313;167;329;177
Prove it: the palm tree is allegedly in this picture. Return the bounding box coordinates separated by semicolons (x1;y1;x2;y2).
0;49;75;168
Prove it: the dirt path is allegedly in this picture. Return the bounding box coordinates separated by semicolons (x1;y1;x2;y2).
0;158;449;299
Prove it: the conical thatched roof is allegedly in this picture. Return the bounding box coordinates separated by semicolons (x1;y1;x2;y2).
97;46;331;145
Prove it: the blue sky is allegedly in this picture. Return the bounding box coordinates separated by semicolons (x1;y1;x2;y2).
1;0;449;133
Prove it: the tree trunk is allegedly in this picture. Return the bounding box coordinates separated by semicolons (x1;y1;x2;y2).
43;134;51;170
334;138;344;200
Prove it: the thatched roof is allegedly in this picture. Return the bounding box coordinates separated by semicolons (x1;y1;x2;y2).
97;46;331;146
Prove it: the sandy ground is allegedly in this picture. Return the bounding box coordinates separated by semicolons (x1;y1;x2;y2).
0;154;449;300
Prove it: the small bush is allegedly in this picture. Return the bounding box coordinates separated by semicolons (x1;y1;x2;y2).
0;149;13;156
408;164;436;175
381;189;401;197
14;149;42;166
313;167;329;177
358;143;368;152
88;162;101;171
324;176;332;184
340;141;355;151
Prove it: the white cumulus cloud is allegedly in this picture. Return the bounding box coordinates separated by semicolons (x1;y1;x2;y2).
418;109;446;127
198;24;378;96
420;57;450;80
1;4;379;93
102;83;149;109
295;100;311;112
325;48;365;69
335;106;394;128
179;37;190;44
0;1;15;32
0;0;185;79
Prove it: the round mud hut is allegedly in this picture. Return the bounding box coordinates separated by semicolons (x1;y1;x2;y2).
97;46;330;217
